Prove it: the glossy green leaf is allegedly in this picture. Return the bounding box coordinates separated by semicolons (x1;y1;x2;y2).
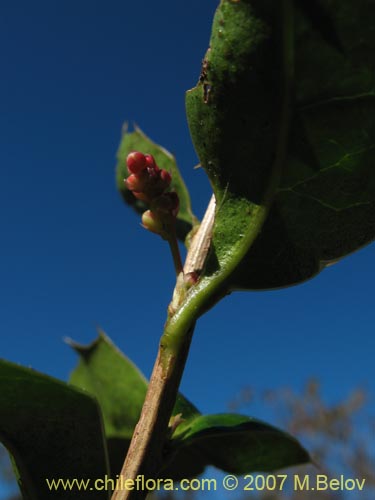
68;332;200;478
167;413;310;474
0;359;109;500
116;126;198;242
186;0;375;292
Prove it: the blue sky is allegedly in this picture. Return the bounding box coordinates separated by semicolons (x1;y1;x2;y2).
0;0;374;495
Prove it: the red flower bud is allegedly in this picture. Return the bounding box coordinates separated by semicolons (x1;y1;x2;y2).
145;154;157;170
125;173;147;192
126;152;147;175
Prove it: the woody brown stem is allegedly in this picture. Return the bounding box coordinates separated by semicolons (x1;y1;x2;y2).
111;325;195;500
111;197;215;500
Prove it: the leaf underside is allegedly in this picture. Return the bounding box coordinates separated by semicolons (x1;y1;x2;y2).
186;0;284;295
0;359;109;500
69;333;309;479
186;0;375;291
68;332;201;479
166;413;310;477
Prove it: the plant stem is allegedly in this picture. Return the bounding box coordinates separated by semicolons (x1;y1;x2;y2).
167;232;183;275
111;197;214;500
111;323;195;500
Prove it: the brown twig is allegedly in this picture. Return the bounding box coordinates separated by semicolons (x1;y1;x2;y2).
111;196;215;500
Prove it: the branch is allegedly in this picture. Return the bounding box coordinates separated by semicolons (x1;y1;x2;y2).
111;196;215;500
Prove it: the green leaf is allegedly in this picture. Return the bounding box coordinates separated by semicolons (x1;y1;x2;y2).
185;0;375;293
184;0;291;307
68;332;148;440
69;332;199;438
116;125;198;242
167;413;310;475
295;0;344;53
68;332;200;478
0;359;109;500
222;0;375;290
69;334;308;478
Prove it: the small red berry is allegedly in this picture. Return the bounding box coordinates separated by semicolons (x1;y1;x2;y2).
126;152;147;175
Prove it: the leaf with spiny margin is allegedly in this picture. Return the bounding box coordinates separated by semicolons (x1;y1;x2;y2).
68;332;148;440
164;414;310;476
68;332;200;479
231;0;375;290
0;359;109;500
116;126;198;242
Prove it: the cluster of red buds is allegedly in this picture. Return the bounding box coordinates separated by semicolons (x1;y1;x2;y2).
125;152;179;240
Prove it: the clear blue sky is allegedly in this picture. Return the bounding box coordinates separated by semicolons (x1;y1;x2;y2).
1;0;374;477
